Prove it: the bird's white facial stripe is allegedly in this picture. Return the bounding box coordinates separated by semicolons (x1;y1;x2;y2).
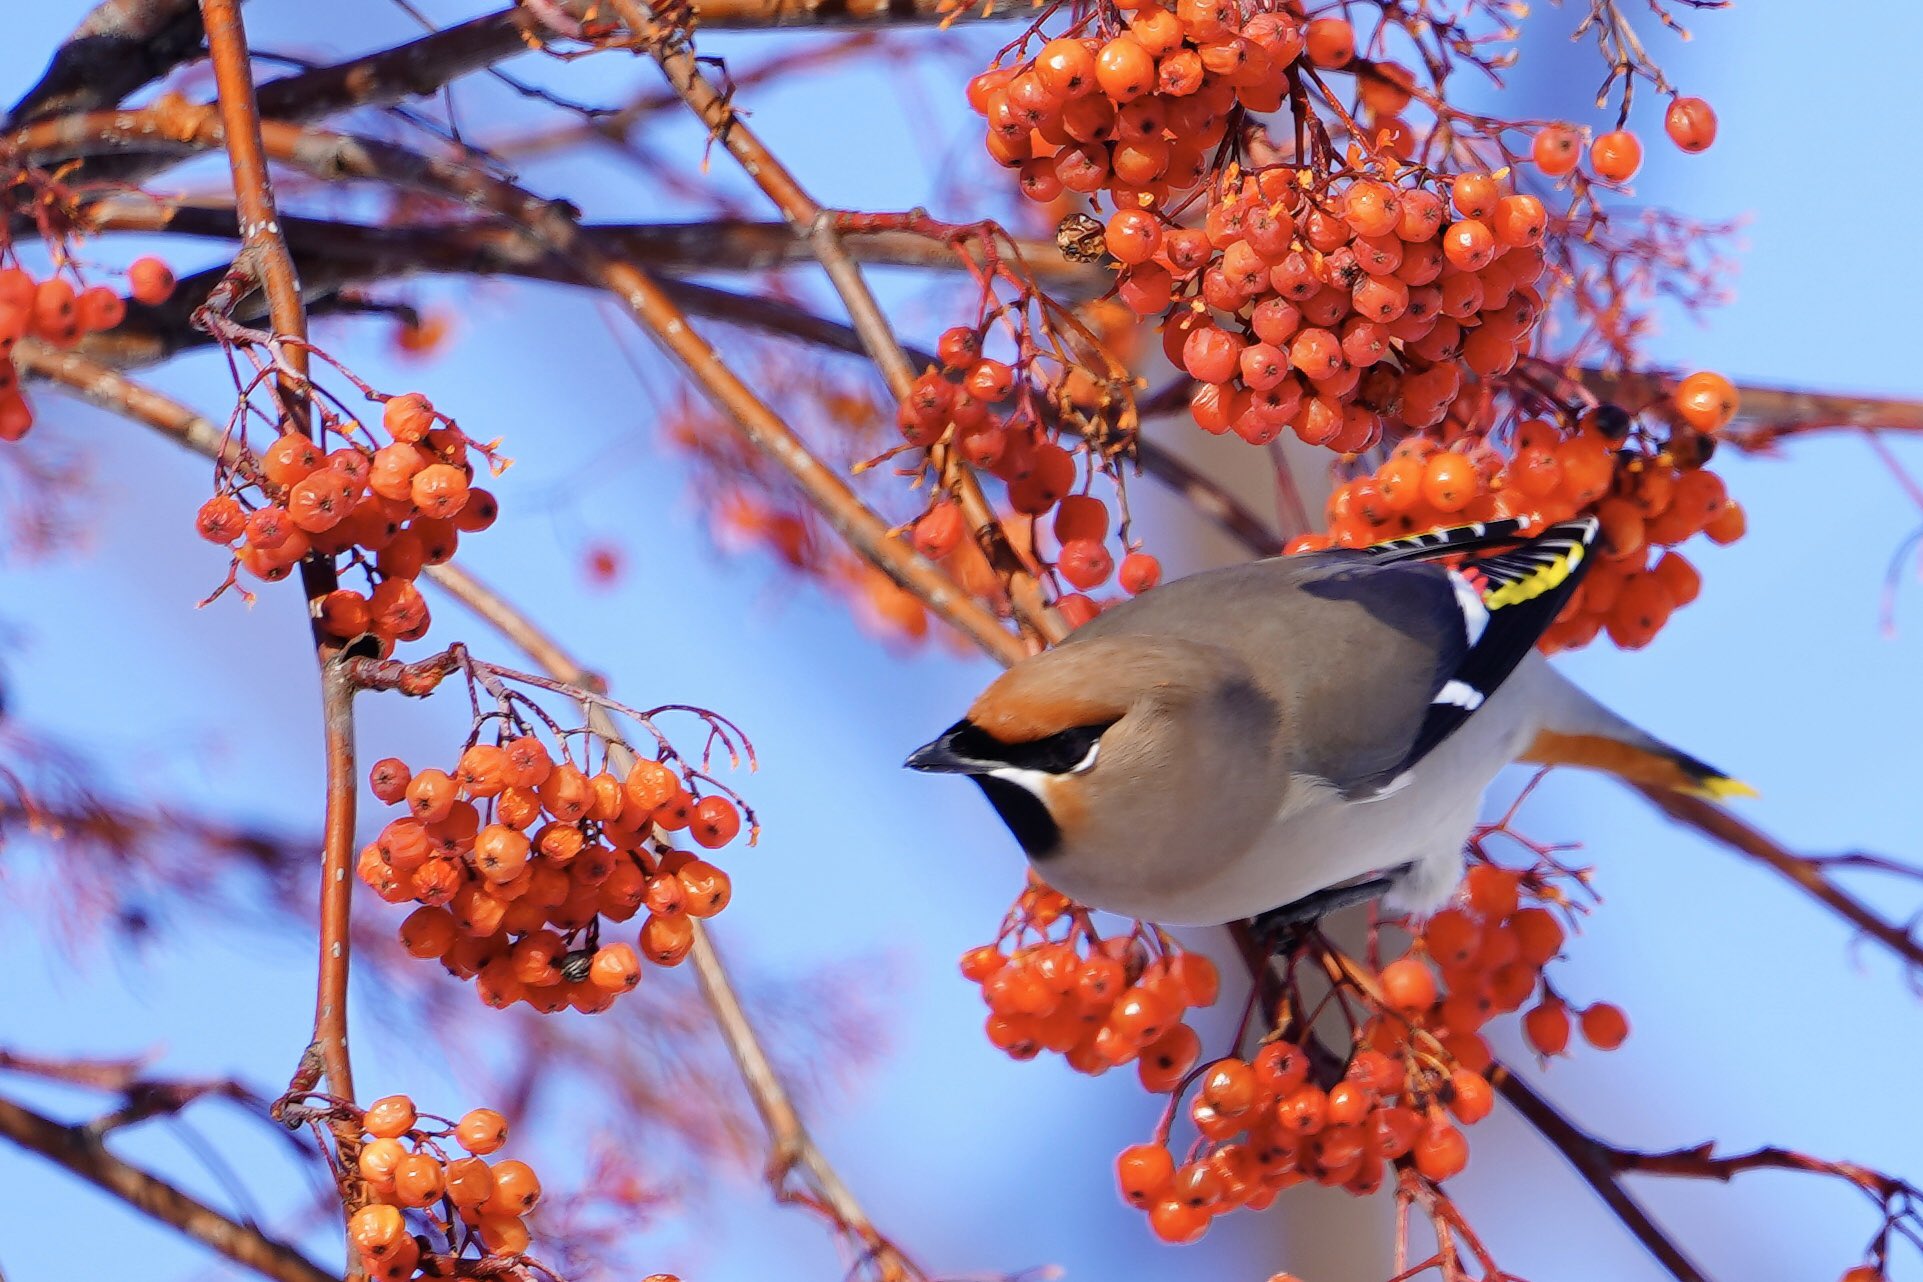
1436;679;1485;710
987;766;1055;799
988;740;1099;791
1446;568;1489;647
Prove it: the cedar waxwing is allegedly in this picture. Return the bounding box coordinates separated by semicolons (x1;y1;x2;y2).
907;517;1749;929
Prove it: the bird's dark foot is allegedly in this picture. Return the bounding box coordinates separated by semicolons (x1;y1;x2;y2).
1249;867;1410;958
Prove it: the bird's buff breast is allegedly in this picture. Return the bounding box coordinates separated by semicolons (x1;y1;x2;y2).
1030;664;1545;926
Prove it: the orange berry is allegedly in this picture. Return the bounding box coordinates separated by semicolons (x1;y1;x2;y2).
691;794;741;848
477;1214;530;1256
1580;1002;1629;1050
589;942;642;992
1450;172;1499;220
348;1205;408;1260
393;1151;446;1207
358;1136;408;1185
1413;1119;1469;1180
1379;956;1438;1013
363;1094;417;1139
641;910;695;965
1673;370;1738;431
1421;452;1478;512
410;462;470;519
1447;1068;1494;1123
1119;551;1162;594
383;393;435;443
624;759;678;812
1524;999;1571;1056
1304;17;1354;67
446;1155;495;1207
1664;96;1717;153
127;256;176;306
1590;129;1643;182
455;1107;509;1155
483;1159;542;1215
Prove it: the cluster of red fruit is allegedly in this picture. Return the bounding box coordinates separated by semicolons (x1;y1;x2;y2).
1303;388;1743;651
961;875;1220;1078
901;326;1163;627
1161;166;1552;453
193;392;498;644
1113;863;1624;1243
359;738;741;1012
0;257;170;442
344;1095;545;1278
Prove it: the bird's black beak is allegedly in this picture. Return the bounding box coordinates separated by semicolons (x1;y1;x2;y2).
904;721;986;774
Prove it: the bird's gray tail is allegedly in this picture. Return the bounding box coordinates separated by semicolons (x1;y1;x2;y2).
1519;662;1755;800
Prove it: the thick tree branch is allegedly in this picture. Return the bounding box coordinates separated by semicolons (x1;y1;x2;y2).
0;1094;340;1282
1634;785;1923;975
1573;367;1923;448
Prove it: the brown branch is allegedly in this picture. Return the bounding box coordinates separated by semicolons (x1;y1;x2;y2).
1571;368;1923;449
3;0;207;128
79;199;1091;285
311;658;360;1105
0;1094;340;1282
686;0;1033;26
198;1;360;1121
1494;1072;1709;1282
1634;785;1923;975
622;7;1059;649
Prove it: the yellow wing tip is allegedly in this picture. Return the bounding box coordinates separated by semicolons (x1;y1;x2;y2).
1693;775;1759;802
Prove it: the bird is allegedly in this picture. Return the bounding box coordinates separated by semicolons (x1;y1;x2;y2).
905;516;1750;932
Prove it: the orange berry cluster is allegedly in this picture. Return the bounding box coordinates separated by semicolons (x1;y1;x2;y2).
961;875;1220;1077
361;739;741;1013
345;1095;545;1279
0;258;165;442
1305;392;1744;652
1112;863;1626;1243
900;328;1163;625
1527;95;1717;185
1159;167;1551;452
969;5;1300;210
193;392;499;645
1386;863;1627;1073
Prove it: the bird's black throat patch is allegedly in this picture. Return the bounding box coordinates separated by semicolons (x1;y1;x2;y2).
973;775;1062;858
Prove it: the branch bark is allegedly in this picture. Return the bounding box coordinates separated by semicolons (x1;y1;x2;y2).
1494;1071;1709;1282
0;1094;340;1282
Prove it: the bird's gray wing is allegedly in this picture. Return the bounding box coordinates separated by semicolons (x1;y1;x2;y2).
1296;516;1603;794
1068;517;1601;797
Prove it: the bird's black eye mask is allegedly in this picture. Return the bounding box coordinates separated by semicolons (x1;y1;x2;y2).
944;719;1113;775
905;719;1117;859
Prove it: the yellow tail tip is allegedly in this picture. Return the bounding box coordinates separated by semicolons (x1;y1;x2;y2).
1693;775;1758;802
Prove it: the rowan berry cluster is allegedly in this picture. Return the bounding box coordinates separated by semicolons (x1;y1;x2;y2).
0;257;166;442
906;327;1162;625
961;874;1220;1077
339;1094;549;1278
361;735;742;1013
1303;391;1743;651
192;390;500;642
1109;859;1626;1243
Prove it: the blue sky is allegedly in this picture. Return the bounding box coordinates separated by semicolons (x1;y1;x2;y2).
1;3;1919;1282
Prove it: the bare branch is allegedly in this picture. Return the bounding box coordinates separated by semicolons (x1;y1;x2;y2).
0;1093;340;1282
